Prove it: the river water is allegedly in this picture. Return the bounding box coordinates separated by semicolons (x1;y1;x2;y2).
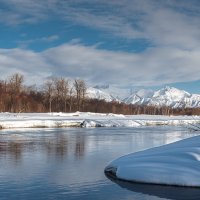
0;126;199;200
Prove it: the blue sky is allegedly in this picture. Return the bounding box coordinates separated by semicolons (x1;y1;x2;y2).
0;0;200;94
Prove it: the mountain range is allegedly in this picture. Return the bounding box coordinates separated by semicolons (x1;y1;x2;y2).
87;86;200;108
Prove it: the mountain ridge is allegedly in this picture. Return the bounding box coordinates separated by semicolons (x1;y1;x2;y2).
87;86;200;108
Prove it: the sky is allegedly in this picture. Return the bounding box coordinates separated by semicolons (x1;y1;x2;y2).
0;0;200;95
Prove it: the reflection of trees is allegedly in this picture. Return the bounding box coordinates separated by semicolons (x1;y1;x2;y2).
0;141;23;162
0;131;86;163
46;134;68;160
9;142;23;161
45;132;86;159
56;135;68;158
75;135;85;158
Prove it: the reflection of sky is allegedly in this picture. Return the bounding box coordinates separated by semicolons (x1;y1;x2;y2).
0;127;199;200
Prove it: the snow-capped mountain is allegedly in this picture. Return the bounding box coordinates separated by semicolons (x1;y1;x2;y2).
124;89;154;105
125;86;200;108
86;87;120;102
87;86;200;108
93;84;130;100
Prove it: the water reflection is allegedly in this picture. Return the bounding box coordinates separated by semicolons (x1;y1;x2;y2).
0;126;199;166
0;126;200;200
106;175;200;200
0;130;87;162
46;134;69;160
8;142;23;161
75;135;85;158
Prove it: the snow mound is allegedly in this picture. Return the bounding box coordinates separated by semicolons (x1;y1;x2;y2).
81;119;141;128
105;135;200;187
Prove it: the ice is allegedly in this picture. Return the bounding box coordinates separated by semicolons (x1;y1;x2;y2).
105;135;200;187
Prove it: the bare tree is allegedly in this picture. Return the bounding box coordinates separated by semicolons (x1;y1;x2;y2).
0;80;7;112
7;73;24;112
44;79;55;113
9;73;24;93
74;79;87;111
67;85;74;112
54;77;69;112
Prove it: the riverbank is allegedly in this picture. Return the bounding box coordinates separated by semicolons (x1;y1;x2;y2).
0;112;199;129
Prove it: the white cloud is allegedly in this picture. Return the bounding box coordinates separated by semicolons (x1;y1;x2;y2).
0;43;200;88
17;35;59;48
0;0;200;89
1;0;200;50
0;48;50;84
50;0;200;50
0;0;48;25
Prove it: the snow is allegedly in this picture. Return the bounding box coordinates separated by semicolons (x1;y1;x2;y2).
136;89;154;99
86;87;120;102
125;86;200;108
86;86;200;108
93;84;130;100
105;135;200;187
0;112;200;129
150;86;192;108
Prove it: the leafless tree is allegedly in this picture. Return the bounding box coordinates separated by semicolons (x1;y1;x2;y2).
74;79;87;111
7;73;24;112
44;78;55;112
68;85;74;112
54;77;69;112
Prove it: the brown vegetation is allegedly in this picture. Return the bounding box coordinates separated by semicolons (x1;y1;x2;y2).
0;73;199;115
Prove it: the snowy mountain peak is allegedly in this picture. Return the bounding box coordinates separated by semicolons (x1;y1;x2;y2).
136;89;154;98
154;86;190;98
124;89;153;105
86;87;120;102
153;86;191;101
125;86;200;108
87;86;200;108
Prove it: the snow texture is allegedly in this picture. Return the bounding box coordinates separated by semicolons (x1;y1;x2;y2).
0;112;199;129
105;135;200;187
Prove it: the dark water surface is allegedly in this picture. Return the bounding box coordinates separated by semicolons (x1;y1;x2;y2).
0;126;200;200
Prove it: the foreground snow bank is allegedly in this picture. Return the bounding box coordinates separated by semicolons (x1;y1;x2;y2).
105;135;200;187
0;112;200;129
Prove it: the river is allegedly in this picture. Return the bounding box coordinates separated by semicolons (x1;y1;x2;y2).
0;126;199;200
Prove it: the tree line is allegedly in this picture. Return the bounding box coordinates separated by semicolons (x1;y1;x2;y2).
0;73;200;115
0;73;87;113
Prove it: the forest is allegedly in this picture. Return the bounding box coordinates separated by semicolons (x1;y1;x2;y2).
0;73;200;115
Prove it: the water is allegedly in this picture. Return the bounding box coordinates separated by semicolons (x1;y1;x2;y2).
0;126;200;200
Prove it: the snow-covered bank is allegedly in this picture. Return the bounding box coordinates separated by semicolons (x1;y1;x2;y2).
0;112;200;129
105;135;200;187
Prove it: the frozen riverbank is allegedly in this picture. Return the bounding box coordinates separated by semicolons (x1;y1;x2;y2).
0;112;200;129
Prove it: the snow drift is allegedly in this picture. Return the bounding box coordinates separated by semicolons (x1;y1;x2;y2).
105;135;200;187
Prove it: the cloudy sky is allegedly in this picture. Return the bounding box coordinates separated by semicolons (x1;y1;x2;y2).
0;0;200;93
